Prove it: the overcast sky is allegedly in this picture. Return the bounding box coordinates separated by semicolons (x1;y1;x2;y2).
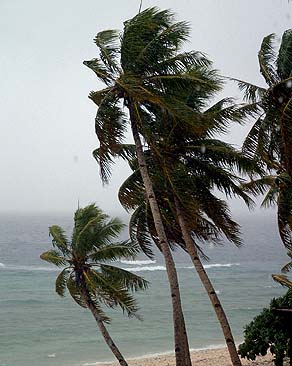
1;0;291;215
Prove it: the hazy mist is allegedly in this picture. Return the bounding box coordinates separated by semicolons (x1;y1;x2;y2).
1;0;291;215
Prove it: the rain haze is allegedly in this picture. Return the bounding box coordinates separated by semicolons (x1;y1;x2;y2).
1;0;291;215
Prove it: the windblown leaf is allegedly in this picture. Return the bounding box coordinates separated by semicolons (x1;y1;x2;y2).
40;250;67;267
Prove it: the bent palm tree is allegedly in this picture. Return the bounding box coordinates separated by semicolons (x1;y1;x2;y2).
232;29;292;285
84;7;222;365
118;95;258;366
40;204;148;366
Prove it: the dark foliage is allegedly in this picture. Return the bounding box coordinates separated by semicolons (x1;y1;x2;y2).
239;289;292;366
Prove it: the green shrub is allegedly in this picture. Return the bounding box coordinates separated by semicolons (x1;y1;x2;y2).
238;289;292;366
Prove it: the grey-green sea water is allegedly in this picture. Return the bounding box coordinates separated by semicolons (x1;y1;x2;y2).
0;211;288;366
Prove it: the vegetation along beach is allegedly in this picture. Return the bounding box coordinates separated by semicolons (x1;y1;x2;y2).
1;1;292;366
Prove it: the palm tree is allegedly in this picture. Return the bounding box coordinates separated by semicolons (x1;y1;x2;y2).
118;96;257;366
40;204;148;366
232;29;292;285
84;7;222;365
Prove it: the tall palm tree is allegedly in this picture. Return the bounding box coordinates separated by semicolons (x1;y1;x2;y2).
84;7;222;365
40;204;148;366
118;96;257;366
232;29;292;285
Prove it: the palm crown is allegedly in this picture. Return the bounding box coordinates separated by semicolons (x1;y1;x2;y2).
234;29;292;286
83;7;223;184
40;204;148;322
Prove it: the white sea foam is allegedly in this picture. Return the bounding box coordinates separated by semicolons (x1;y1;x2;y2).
122;265;166;272
120;259;156;265
0;262;240;273
47;353;56;358
204;263;240;269
0;263;58;272
180;263;240;270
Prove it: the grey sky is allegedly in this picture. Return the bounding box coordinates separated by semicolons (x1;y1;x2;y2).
1;0;291;214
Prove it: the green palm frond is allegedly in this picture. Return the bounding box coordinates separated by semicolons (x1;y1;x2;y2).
278;189;292;250
258;33;278;86
261;185;279;208
282;252;292;273
95;218;125;243
55;268;70;297
277;29;292;79
84;269;140;318
134;20;191;68
242;176;276;196
67;276;88;308
228;77;266;103
242;115;264;158
153;51;212;74
83;59;114;86
121;7;190;74
129;204;154;259
95;95;128;183
72;204;107;248
40;250;67;267
195;189;242;246
89;240;140;262
272;274;292;288
281;95;292;177
118;169;144;211
94;30;120;73
100;264;149;291
49;225;70;255
88;87;112;107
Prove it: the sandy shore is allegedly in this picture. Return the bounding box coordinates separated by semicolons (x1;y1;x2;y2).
97;347;274;366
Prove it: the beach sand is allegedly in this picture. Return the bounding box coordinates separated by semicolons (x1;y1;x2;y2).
100;347;274;366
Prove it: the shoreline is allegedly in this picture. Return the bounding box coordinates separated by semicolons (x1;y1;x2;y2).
88;347;274;366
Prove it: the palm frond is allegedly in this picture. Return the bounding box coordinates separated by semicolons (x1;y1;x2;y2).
258;33;279;86
152;51;212;75
277;29;292;79
281;252;292;273
261;185;279;208
83;59;114;86
55;268;70;297
85;269;140;318
100;264;149;291
281;95;292;177
272;274;292;288
94;93;128;183
94;29;120;73
67;276;88;308
278;189;292;250
241;176;276;196
118;169;144;211
121;7;190;74
72;204;107;249
89;240;140;262
40;249;67;267
88;87;112;107
228;77;266;103
129;204;154;259
242;115;264;158
49;225;70;255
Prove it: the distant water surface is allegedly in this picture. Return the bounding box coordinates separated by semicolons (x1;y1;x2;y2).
0;210;288;366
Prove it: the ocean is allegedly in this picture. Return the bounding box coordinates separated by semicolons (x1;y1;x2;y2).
0;210;288;366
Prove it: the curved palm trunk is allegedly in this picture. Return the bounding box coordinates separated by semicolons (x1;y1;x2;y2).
79;285;128;366
129;107;192;366
174;195;242;366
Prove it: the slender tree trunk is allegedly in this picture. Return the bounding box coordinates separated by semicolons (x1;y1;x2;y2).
129;105;192;366
174;195;242;366
79;283;128;366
